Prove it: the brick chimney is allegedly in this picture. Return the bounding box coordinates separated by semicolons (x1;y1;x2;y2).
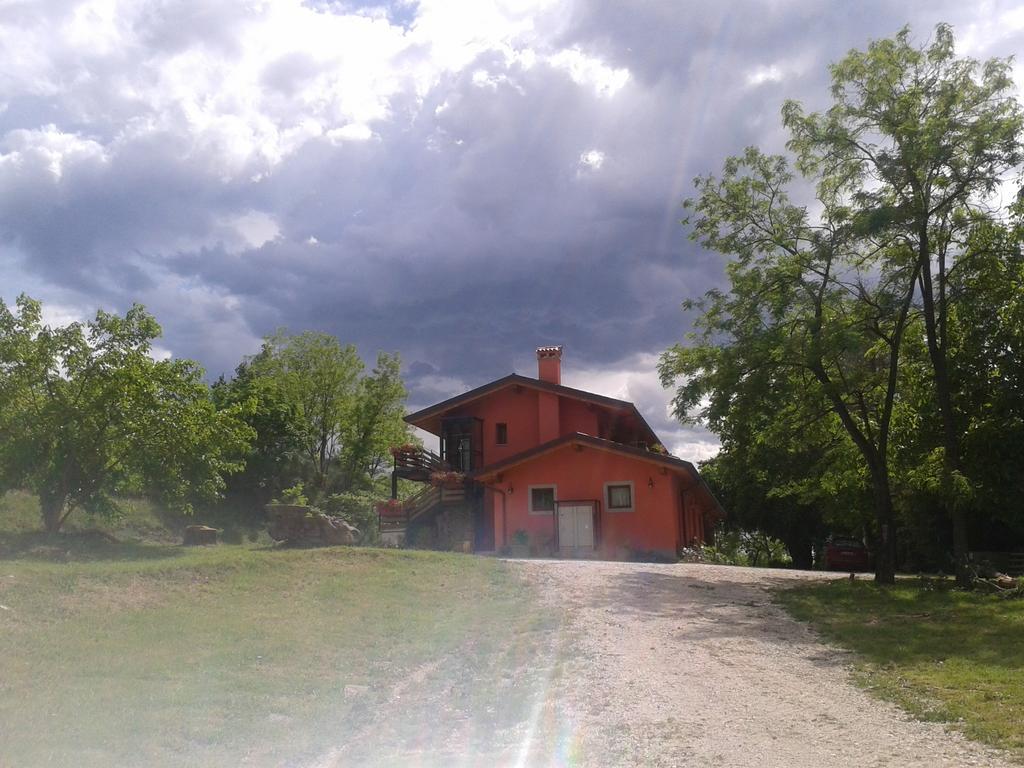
536;345;563;385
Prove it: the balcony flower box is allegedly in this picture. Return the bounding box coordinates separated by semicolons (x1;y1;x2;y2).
389;443;420;459
429;470;465;488
375;499;405;519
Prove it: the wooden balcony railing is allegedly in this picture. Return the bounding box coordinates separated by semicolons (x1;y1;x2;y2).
390;444;449;481
376;484;446;532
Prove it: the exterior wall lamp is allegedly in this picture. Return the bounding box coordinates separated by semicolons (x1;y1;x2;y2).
648;477;655;489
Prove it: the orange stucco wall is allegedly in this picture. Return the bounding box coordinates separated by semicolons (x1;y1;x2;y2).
446;386;617;468
558;397;600;438
449;386;540;467
487;443;693;558
537;391;560;443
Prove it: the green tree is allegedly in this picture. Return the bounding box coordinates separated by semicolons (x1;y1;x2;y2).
249;331;363;491
337;352;410;490
937;219;1024;541
782;24;1024;584
211;354;304;508
697;395;871;570
243;331;412;499
0;295;253;533
660;147;919;583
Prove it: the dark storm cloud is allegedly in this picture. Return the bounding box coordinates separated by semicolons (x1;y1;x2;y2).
2;0;1023;456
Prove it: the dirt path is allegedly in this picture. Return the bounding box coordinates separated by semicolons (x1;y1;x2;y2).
310;560;1015;767
513;560;1014;768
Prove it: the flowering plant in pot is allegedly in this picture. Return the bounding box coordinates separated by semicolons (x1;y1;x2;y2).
429;470;465;488
389;443;419;458
376;498;404;518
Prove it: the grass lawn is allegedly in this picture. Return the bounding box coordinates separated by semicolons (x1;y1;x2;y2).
0;492;560;767
779;578;1024;759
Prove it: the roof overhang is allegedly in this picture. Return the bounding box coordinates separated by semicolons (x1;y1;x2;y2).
405;373;660;444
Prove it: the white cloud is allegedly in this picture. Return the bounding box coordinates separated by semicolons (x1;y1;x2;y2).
228;211;280;251
554;351;720;463
39;301;87;329
326;123;374;142
547;47;630;96
149;345;173;362
578;148;605;170
746;64;783;87
0;125;107;180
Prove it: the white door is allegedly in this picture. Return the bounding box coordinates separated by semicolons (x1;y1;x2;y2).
558;504;595;555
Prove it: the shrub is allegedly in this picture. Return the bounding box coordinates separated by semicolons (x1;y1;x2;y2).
277;483;308;506
685;529;792;568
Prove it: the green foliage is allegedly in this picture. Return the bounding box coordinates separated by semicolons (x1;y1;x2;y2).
0;296;253;533
663;24;1024;580
783;23;1024;584
247;330;363;491
211;354;304;508
240;331;412;502
692;529;792;568
277;483;309;506
780;580;1024;757
661;143;916;581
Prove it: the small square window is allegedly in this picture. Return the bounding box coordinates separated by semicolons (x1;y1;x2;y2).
530;486;555;513
496;422;508;445
607;483;632;511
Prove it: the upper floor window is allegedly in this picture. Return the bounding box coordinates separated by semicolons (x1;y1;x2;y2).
496;422;508;445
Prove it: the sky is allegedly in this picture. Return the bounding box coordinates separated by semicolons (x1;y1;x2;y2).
2;0;1024;461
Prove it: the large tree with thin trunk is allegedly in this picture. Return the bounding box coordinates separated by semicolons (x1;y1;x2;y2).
782;24;1024;585
0;296;253;533
660;148;919;583
248;330;363;492
243;331;411;497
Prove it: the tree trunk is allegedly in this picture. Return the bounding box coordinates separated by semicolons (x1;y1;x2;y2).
40;493;67;534
930;335;970;586
917;234;971;587
783;531;814;570
869;468;897;585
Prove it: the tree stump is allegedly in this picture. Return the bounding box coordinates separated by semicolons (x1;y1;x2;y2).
183;525;219;546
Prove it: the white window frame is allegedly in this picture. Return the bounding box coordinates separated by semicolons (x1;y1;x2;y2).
604;480;635;513
528;484;557;515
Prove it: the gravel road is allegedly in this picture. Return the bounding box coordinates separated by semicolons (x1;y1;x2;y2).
512;559;1015;768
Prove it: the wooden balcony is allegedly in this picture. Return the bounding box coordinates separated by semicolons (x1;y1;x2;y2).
390;444;449;482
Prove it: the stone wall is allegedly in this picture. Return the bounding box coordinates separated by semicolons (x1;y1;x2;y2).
435;504;474;552
407;503;474;552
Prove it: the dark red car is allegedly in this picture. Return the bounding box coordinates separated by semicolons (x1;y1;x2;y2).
823;537;871;572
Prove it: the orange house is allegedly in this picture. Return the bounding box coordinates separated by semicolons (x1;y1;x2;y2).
384;346;723;560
